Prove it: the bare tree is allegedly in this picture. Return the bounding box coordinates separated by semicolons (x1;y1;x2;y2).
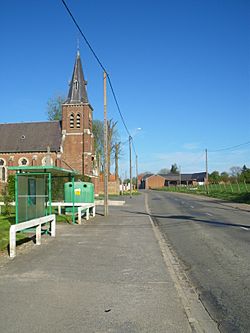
92;119;120;177
46;95;65;120
230;166;242;177
158;168;170;174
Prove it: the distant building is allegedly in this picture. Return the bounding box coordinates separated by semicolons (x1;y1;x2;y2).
139;172;206;189
0;51;99;192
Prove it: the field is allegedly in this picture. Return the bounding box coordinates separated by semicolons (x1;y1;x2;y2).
156;183;250;204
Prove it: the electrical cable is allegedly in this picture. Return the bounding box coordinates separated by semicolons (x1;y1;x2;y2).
209;140;250;153
61;0;134;151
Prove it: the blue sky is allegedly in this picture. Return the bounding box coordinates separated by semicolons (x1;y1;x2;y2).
0;0;249;177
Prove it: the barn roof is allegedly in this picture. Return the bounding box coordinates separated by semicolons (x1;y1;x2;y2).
0;121;62;153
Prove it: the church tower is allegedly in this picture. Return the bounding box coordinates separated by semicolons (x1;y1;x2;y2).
61;51;96;177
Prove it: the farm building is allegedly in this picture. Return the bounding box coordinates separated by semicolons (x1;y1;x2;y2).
139;172;206;189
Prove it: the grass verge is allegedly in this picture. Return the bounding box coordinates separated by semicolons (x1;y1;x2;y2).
155;185;250;204
0;207;72;253
0;213;27;253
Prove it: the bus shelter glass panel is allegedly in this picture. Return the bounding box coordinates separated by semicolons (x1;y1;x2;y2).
17;174;49;223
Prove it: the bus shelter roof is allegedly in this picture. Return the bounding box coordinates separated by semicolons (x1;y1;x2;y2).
8;165;78;176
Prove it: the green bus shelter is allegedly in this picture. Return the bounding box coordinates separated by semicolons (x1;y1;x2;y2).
8;166;78;224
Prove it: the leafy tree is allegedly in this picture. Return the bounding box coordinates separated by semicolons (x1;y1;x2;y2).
209;171;220;183
7;174;15;201
220;171;229;183
158;168;170;174
46;95;65;120
170;163;179;174
1;175;15;215
239;165;250;183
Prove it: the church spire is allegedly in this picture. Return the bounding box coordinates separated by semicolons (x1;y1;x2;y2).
65;51;88;104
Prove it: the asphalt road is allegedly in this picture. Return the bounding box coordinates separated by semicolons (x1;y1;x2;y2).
147;190;250;333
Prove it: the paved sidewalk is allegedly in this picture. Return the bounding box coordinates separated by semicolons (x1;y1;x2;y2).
0;195;212;332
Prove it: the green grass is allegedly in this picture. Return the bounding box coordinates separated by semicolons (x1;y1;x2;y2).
155;183;250;204
0;207;72;253
0;212;27;252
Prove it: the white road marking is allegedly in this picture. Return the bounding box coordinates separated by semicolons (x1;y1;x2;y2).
206;213;213;216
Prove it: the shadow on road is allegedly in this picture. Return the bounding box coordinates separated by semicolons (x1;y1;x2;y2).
125;210;250;230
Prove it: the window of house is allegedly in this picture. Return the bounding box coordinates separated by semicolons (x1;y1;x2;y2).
0;159;6;182
76;113;81;128
18;157;29;166
70;113;74;128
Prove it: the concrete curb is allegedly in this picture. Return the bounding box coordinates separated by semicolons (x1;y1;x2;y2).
94;200;125;206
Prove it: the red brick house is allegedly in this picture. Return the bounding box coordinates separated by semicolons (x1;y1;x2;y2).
0;51;99;192
139;172;206;189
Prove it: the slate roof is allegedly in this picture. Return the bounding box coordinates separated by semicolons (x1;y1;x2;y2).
191;172;206;181
0;121;62;153
180;174;193;181
141;173;154;180
65;51;89;104
147;172;206;182
159;173;180;181
156;172;206;182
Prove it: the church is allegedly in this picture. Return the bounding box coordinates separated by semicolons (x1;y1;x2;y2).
0;51;99;192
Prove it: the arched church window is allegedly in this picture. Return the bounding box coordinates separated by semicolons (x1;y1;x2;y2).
76;113;81;128
18;157;29;166
70;113;74;128
0;159;6;182
2;167;6;182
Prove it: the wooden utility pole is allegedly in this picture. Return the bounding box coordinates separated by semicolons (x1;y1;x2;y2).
115;143;119;180
205;148;209;194
136;154;138;190
103;72;108;215
129;135;132;198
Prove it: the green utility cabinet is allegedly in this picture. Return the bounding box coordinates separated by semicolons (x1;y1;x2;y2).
64;181;94;212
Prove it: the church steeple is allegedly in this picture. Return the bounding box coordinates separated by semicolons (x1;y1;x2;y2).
65;51;89;104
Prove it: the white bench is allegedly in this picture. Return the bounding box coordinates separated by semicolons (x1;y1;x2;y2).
9;214;56;258
50;202;95;224
77;204;95;224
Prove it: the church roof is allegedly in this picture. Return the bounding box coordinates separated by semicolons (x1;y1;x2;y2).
0;121;62;153
65;51;89;104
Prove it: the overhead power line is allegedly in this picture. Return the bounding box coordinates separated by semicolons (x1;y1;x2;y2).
209;140;250;153
61;0;105;72
61;0;134;150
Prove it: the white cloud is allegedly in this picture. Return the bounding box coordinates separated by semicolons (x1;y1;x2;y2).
182;142;201;150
